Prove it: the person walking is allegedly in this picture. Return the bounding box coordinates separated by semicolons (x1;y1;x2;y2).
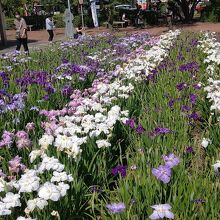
166;2;173;30
14;11;29;54
122;13;129;27
46;15;55;44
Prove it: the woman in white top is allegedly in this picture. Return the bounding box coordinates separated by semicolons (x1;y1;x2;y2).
45;14;55;43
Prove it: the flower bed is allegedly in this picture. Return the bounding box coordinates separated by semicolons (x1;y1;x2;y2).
0;30;220;219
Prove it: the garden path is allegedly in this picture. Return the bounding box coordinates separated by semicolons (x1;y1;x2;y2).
1;22;220;54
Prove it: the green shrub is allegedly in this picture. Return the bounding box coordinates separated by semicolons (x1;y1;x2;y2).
200;2;220;22
73;15;81;27
5;18;14;30
6;16;47;30
53;14;93;28
53;14;65;28
143;10;158;25
6;15;64;30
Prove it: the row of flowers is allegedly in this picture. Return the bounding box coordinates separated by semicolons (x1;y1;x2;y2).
0;33;153;116
37;30;181;159
198;32;220;173
0;31;180;219
35;30;180;219
103;32;220;219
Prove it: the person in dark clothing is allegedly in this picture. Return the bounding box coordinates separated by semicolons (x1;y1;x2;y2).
135;4;142;27
166;2;173;29
74;25;83;39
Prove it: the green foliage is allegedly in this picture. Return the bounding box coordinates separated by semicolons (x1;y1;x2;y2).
5;17;14;30
53;14;65;28
1;0;32;16
200;0;220;22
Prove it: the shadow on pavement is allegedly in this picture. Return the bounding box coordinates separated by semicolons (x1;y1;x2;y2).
0;39;38;51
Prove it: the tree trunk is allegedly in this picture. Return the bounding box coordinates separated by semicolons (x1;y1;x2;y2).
0;2;7;46
181;1;190;23
177;0;201;23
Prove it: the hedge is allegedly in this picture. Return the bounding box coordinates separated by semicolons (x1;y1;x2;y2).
5;18;14;30
6;14;95;30
6;16;47;30
200;5;220;22
5;10;158;30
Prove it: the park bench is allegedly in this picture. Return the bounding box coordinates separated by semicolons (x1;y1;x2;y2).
103;22;109;28
112;21;125;28
27;25;34;31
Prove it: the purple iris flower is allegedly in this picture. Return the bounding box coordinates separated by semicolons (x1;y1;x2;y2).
62;58;69;64
62;85;73;97
135;124;145;134
193;198;206;204
162;153;180;168
191;39;198;46
189;94;197;105
42;95;49;101
168;99;175;108
125;119;135;129
149;127;172;138
176;83;187;91
179;62;199;73
152;165;172;184
45;85;56;94
189;112;200;120
193;83;202;90
112;165;127;177
147;72;157;81
0;170;6;178
154;127;171;135
181;105;191;112
177;53;184;61
186;146;194;154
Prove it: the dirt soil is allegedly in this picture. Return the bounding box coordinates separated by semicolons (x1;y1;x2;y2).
1;22;220;53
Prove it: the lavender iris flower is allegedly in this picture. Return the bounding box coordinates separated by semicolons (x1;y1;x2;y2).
106;202;125;214
8;155;26;173
162;153;180;168
152;165;172;184
149;204;174;219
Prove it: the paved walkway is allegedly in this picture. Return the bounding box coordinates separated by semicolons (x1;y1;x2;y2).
1;22;220;54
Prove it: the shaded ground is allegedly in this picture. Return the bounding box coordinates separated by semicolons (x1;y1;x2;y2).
1;22;220;54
